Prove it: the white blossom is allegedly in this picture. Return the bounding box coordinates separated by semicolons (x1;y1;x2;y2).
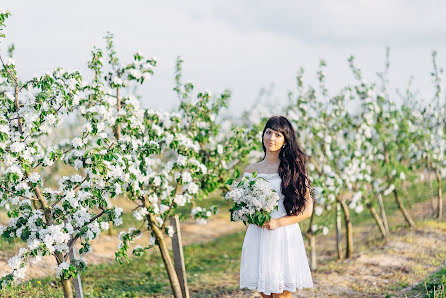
57;262;70;276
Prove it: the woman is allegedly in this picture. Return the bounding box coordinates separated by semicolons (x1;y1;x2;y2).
239;115;314;297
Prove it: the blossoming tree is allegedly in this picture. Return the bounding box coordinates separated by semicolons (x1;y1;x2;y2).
0;12;128;298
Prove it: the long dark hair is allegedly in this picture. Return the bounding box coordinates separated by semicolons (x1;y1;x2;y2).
262;116;313;216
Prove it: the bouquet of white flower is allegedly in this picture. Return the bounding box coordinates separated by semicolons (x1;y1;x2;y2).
225;170;280;227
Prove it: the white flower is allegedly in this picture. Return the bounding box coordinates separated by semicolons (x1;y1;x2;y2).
217;144;224;154
43;155;54;166
322;226;329;235
199;164;207;174
148;194;158;204
83;123;93;133
322;165;333;176
196;218;207;224
164;133;174;146
114;218;123;226
191;207;202;216
177;155;187;166
44;114;57;126
10;142;25;153
28;172;40;183
355;205;364;213
113;77;123;85
0;124;8;133
149;236;156;245
167;225;174;237
313;187;322;197
352;191;362;202
383;184;395;196
153;176;161;187
160;204;170;214
174;195;187;207
187;182;199;194
114;207;123;218
133;208;149;221
100;222;110;231
311;224;318;232
182;172;192;183
13;267;27;280
74;159;83;170
28;239;40;250
315;206;323;216
57;262;70;276
399;172;406;180
72;138;83;148
8;256;22;270
6;165;23;179
4;57;15;66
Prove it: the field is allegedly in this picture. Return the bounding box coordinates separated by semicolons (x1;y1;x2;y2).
0;178;445;297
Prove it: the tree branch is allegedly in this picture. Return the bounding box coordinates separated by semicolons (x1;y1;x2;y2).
66;207;108;253
0;184;39;201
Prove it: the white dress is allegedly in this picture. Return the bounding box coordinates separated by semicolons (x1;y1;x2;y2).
239;172;314;295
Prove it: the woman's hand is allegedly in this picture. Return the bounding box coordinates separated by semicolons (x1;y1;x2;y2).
260;218;280;230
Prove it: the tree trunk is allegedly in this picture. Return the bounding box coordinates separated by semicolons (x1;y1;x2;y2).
435;168;443;219
366;202;388;239
170;215;190;298
393;189;416;227
108;221;114;236
377;193;389;234
338;199;353;258
60;276;73;298
335;202;343;259
306;206;317;270
427;158;436;215
148;214;183;298
31;185;74;298
64;218;84;298
309;234;317;270
430;170;436;214
70;247;84;298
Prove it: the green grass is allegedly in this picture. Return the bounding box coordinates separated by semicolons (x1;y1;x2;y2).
2;230;246;297
1;177;445;297
408;265;446;298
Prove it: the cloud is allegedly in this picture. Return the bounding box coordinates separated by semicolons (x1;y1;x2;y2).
209;0;446;46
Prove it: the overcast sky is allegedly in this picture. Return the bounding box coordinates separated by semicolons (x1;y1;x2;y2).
2;0;446;115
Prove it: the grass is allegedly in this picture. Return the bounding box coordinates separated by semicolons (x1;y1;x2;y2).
408;265;446;297
1;176;445;297
2;230;246;297
6;216;444;297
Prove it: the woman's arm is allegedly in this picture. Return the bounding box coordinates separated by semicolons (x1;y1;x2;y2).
276;187;313;228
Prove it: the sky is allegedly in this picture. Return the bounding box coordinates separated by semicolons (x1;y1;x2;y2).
1;0;446;116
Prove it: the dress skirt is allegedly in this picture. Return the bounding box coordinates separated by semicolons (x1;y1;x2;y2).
239;221;314;295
